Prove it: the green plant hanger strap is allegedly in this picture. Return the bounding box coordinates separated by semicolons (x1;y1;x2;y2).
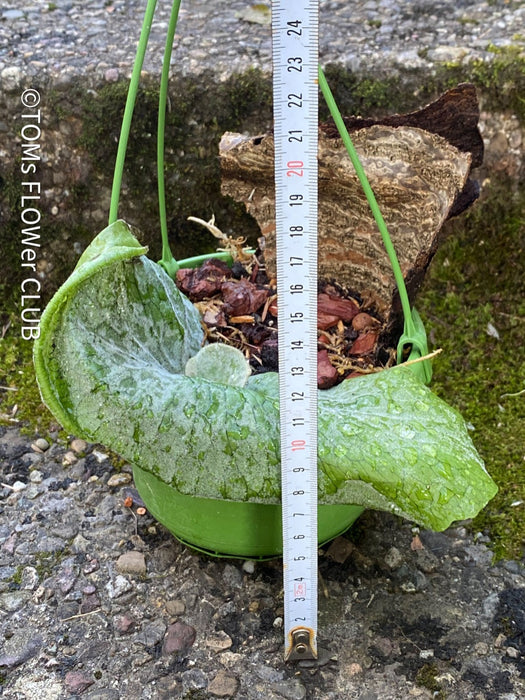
156;0;260;276
397;308;432;384
108;0;158;225
106;0;241;277
317;67;432;383
157;0;183;278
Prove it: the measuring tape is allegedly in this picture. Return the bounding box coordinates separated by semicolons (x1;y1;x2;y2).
272;0;319;661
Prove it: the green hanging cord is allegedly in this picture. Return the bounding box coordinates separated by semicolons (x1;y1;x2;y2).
156;0;256;275
175;251;238;269
157;0;183;278
108;0;158;225
318;66;432;383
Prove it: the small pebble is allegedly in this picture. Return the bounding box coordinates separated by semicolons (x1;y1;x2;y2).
11;481;27;492
162;621;197;655
208;670;239;697
419;649;434;659
222;563;243;589
25;483;44;499
83;558;100;574
2;9;24;19
105;67;119;82
3;532;18;554
71;534;90;554
107;472;132;487
70;438;87;454
115;613;136;634
69;460;86;479
21;452;41;466
384;546;404;570
475;642;489;655
270;678;306;700
401;581;417;593
181;668;207;692
205;630;233;653
135;619;167;647
326;536;355;563
116;551;147;577
106;574;133;599
374;637;393;657
62;451;78;466
21;567;39;591
218;651;242;669
347;663;363;676
0;591;31;612
242;560;255;574
494;633;507;648
32;438;50;452
64;670;94;695
166;599;185;617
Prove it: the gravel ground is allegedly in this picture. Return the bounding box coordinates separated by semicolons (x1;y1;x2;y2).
0;0;524;84
1;426;524;699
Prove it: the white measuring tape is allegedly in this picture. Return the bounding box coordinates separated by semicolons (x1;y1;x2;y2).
271;0;319;661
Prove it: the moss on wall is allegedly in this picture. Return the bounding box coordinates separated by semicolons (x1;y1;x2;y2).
78;69;273;261
418;183;525;560
440;45;525;122
322;45;525;122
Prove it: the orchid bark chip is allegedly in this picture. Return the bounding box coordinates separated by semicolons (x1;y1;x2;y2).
34;220;497;537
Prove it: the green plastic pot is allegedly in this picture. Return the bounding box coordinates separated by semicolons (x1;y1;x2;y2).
133;464;364;559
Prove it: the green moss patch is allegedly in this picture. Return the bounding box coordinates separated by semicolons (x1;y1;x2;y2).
78;69;272;260
0;303;55;435
440;45;525;122
416;662;445;696
323;45;525;123
418;182;525;560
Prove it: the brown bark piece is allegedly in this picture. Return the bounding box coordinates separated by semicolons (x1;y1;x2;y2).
176;259;232;301
318;293;360;322
220;85;481;330
317;312;341;331
317;349;339;389
221;279;269;316
349;332;378;357
322;83;483;169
